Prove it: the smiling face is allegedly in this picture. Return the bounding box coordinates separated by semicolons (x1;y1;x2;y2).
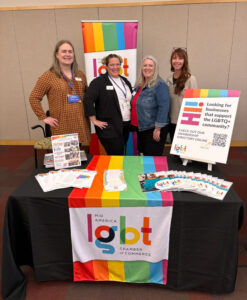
142;59;155;81
171;53;184;72
106;57;121;78
56;43;74;67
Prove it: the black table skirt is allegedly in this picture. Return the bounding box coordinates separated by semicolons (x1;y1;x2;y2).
1;155;244;300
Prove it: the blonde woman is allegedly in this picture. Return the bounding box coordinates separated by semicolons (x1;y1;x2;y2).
131;55;170;156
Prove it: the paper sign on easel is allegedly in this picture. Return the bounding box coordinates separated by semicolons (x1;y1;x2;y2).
170;89;240;165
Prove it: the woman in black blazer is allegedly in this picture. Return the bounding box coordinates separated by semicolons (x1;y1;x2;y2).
84;54;132;155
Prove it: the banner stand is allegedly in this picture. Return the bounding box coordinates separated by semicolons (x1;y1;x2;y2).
180;155;216;171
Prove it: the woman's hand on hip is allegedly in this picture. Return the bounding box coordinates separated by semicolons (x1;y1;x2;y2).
93;120;108;130
43;117;58;128
153;128;161;142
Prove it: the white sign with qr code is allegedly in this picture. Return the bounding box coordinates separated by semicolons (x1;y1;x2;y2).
170;89;240;164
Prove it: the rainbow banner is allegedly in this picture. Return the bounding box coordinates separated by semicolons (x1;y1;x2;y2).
82;21;138;53
81;20;138;155
81;20;138;87
68;156;173;284
171;89;240;164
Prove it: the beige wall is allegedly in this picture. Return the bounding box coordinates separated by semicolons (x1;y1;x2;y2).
0;2;246;142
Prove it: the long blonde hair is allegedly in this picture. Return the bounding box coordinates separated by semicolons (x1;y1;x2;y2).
50;40;79;77
135;55;159;88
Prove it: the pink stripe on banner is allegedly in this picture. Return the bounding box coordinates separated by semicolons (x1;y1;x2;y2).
162;260;168;284
153;156;173;206
132;131;138;156
124;22;138;49
227;90;240;97
87;214;93;242
93;59;97;78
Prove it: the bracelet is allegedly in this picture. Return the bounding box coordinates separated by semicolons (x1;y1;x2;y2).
155;128;161;131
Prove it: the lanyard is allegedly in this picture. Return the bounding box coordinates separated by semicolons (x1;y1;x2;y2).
108;75;127;98
62;71;73;91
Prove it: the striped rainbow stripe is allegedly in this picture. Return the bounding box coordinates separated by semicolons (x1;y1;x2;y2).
89;132;138;156
89;134;107;155
68;155;173;208
81;21;138;53
184;89;240;98
73;259;168;284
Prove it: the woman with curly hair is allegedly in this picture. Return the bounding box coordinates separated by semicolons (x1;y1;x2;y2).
166;48;197;143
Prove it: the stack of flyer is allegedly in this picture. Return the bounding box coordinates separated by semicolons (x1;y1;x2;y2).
35;169;97;192
138;171;232;200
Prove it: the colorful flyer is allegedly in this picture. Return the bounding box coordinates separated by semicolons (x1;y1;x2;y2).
51;133;81;170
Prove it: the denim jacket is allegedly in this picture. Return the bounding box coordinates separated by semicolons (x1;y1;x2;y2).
136;77;170;131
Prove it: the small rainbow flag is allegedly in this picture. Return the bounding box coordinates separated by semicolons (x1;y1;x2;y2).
81;21;138;53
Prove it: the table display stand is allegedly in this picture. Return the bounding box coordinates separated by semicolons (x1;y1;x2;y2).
180;155;216;171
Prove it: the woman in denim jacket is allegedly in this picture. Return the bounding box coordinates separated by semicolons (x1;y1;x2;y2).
131;55;170;156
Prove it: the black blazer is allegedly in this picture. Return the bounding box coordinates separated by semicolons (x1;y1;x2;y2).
84;73;132;139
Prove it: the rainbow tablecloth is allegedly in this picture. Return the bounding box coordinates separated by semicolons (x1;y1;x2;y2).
68;156;173;285
69;155;173;208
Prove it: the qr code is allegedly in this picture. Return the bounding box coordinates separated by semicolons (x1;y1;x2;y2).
212;133;227;147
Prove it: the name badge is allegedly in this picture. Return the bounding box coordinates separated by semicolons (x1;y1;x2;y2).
75;77;82;81
68;94;81;103
106;85;114;90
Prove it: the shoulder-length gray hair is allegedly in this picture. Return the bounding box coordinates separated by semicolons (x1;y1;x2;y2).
50;40;79;77
135;55;159;88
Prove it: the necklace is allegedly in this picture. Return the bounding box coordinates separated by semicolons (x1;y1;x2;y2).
108;75;127;99
62;71;73;91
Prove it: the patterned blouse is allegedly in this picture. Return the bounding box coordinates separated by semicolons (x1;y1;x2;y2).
30;70;91;144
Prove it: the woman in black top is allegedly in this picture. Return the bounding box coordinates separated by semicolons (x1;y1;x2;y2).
84;54;132;155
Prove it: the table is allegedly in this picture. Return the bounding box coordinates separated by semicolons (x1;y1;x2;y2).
1;155;243;300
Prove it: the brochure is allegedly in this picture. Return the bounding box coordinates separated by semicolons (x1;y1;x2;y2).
35;169;97;192
51;133;81;169
138;170;232;200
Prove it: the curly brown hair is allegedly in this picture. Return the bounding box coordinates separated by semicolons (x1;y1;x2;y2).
101;54;123;66
170;48;191;95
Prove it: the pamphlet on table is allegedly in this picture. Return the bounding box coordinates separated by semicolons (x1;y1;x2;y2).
138;170;232;200
35;169;97;192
